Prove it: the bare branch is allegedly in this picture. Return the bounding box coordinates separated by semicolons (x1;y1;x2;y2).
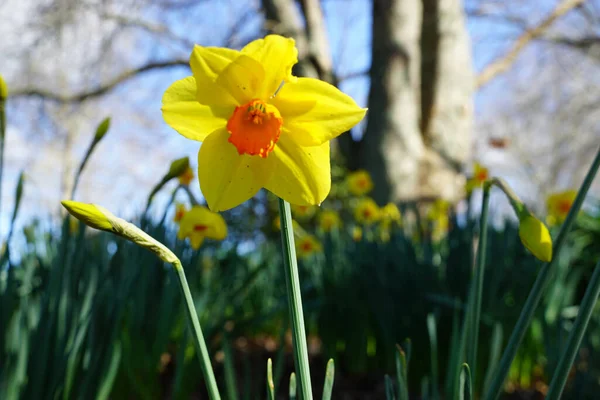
476;0;585;89
11;60;188;102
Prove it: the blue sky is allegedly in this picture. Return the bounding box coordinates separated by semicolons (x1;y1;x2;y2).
1;0;597;244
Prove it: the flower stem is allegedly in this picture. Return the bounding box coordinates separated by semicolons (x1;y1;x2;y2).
546;259;600;400
484;146;600;400
466;184;490;384
278;198;313;400
173;260;221;400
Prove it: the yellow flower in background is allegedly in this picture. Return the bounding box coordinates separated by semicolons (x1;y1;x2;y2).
161;35;367;212
177;206;227;249
466;162;489;193
178;166;194;186
546;190;576;225
295;235;322;259
291;204;316;220
519;213;553;262
352;226;363;242
347;169;374;196
427;199;450;239
380;203;401;226
318;210;342;232
173;203;188;223
354;198;380;225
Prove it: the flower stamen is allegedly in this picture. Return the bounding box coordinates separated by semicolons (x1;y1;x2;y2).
227;99;283;158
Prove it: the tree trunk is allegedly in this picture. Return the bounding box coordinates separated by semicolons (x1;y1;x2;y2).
419;0;473;201
363;0;473;204
363;0;423;204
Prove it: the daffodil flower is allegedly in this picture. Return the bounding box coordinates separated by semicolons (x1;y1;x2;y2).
178;166;195;186
466;162;489;193
546;190;576;225
354;198;380;225
173;202;188;223
518;213;553;262
295;235;322;259
291;204;316;220
177;206;227;249
318;209;342;232
162;35;367;211
346;169;374;196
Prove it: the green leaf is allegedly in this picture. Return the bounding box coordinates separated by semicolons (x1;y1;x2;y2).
460;364;472;400
289;372;297;400
384;374;395;400
322;359;335;400
266;358;275;400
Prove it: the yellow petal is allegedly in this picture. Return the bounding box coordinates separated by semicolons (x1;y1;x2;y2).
190;234;205;250
179;206;227;240
264;136;331;206
519;214;553;262
162;77;230;141
190;45;240;107
242;35;298;99
198;128;272;211
272;77;367;146
216;54;265;105
61;201;114;232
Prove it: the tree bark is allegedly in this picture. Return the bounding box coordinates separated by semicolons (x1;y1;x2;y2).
419;0;473;201
363;0;473;204
363;0;423;203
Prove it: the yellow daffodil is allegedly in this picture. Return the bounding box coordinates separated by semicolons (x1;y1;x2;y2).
291;204;316;220
380;203;401;226
519;213;553;262
295;235;322;259
347;169;374;196
546;190;576;226
354;198;380;225
318;209;342;232
177;206;227;249
61;201;114;232
466;162;489;193
173;203;188;223
178;166;194;186
352;226;363;242
428;199;450;240
162;35;367;212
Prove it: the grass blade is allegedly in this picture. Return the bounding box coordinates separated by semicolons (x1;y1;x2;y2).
426;314;439;400
289;372;297;400
466;185;490;383
546;259;600;400
267;358;275;400
223;333;239;400
322;359;335;400
384;374;395;400
395;345;408;400
460;364;472;400
484;146;600;400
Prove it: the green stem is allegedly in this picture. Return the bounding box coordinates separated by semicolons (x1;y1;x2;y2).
484;146;600;400
546;259;600;400
278;198;313;400
466;185;490;384
173;260;221;400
